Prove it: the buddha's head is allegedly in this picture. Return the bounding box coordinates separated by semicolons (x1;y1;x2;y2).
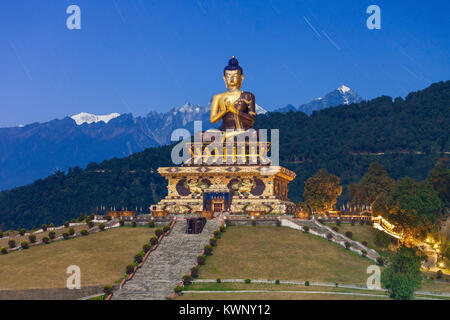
223;56;243;89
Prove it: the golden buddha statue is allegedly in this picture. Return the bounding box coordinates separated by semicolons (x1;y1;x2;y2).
210;57;256;131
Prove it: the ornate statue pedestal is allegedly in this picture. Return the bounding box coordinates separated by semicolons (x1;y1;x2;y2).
150;164;296;216
149;57;296;216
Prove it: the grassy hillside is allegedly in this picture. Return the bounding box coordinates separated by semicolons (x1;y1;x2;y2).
0;227;151;291
197;226;374;285
0;81;449;230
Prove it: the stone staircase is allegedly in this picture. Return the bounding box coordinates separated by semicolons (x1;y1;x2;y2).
114;216;223;300
284;218;379;260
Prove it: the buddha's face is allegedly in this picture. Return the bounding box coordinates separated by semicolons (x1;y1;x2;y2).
223;70;243;89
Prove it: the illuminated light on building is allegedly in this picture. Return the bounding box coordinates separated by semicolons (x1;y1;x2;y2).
439;262;445;268
434;244;439;249
426;238;430;243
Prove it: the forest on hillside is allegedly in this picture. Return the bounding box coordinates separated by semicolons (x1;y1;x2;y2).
0;81;448;230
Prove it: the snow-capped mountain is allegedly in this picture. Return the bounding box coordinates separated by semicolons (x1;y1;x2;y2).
71;112;121;125
274;85;362;115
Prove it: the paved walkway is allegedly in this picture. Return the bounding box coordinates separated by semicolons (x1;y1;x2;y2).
114;216;222;300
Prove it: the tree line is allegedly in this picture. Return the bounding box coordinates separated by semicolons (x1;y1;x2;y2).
0;81;448;230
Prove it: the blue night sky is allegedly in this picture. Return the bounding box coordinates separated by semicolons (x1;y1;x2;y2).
0;0;449;127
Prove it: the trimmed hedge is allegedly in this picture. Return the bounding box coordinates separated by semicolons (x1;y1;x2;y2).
103;285;113;295
8;240;16;248
203;245;213;256
126;265;134;275
197;255;206;265
150;236;158;246
155;229;163;238
190;267;199;278
28;234;37;243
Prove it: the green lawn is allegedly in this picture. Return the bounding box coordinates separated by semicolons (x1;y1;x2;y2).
198;226;374;285
324;223;393;251
0;227;152;290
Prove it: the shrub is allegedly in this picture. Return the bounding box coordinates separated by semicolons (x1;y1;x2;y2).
204;245;213;256
361;249;367;257
1;248;7;254
42;237;50;244
332;226;339;232
143;244;151;253
216;278;221;283
375;232;391;248
360;220;365;226
68;228;75;235
131;220;137;228
42;224;48;232
351;220;355;226
220;225;226;232
21;241;29;249
99;223;105;231
376;257;384;266
103;285;113;295
345;231;353;239
48;231;56;240
105;215;112;221
345;241;351;249
62;233;69;240
197;255;206;265
8;240;16;248
318;219;324;224
80;229;88;236
119;219;125;227
305;281;310;286
71;219;76;223
213;230;221;238
209;238;217;247
126;265;134;275
155;229;163;238
362;241;368;247
183;274;192;285
190;267;199;278
148;220;155;228
326;233;333;241
275;280;280;285
150;236;158;246
49;223;55;228
303;225;309;233
19;228;26;236
436;270;443;279
336;220;341;226
28;234;37;243
335;283;339;287
0;231;3;238
87;221;95;229
134;253;143;263
64;221;70;228
174;285;182;294
244;278;251;284
251;220;256;226
276;220;281;227
163;225;170;233
365;220;372;226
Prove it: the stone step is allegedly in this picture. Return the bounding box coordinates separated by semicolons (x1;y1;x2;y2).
114;216;222;300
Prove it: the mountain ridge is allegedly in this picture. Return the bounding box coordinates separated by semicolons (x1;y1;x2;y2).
0;80;448;230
